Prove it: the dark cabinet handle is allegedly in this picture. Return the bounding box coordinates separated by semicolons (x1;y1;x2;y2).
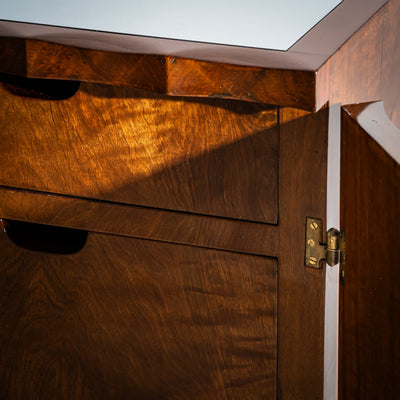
0;73;80;100
1;219;87;254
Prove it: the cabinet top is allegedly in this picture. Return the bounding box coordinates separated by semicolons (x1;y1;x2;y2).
1;0;399;118
0;0;387;70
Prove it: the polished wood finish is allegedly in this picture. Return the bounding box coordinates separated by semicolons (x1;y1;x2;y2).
339;105;400;399
317;0;400;127
0;76;279;224
0;37;316;110
278;107;328;399
0;2;387;72
0;86;331;399
0;1;397;117
0;186;279;257
1;4;398;397
0;228;277;399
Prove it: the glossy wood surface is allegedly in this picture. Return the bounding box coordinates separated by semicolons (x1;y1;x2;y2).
0;37;316;110
1;0;398;117
0;186;279;257
0;106;331;399
317;0;400;128
0;1;387;71
0;75;279;224
339;105;400;399
277;107;328;399
0;229;277;399
0;3;398;397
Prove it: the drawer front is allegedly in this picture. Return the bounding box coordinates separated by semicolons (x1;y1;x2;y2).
0;76;278;224
0;222;277;399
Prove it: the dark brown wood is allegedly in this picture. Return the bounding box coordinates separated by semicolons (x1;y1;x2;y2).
0;3;398;396
0;186;279;257
0;227;277;399
278;107;328;399
339;105;400;399
0;88;332;400
0;37;316;110
316;0;400;127
0;77;279;224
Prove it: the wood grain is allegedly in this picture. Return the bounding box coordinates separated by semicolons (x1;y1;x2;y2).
2;2;398;116
0;76;279;224
0;37;316;110
316;0;400;128
0;228;277;399
278;107;328;399
0;186;279;257
339;106;400;399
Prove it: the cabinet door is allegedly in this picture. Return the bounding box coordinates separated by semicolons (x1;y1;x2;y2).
339;102;400;399
0;222;277;400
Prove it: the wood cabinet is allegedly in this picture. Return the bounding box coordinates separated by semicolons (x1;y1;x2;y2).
0;76;327;399
0;1;399;399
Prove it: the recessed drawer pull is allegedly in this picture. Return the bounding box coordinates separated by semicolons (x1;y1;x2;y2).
1;219;87;254
0;73;80;100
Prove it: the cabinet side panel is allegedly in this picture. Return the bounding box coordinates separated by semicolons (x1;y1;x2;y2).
339;109;400;399
316;0;400;128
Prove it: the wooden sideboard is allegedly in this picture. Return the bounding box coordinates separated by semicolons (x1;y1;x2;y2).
0;1;399;399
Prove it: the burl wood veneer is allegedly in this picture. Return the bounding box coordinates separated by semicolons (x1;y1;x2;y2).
0;37;316;110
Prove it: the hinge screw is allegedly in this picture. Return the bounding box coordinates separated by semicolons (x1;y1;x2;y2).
310;222;319;230
309;257;318;265
307;239;315;247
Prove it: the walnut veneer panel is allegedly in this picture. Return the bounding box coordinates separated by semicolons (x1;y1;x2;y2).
278;107;328;399
0;229;277;399
0;186;279;257
0;76;279;224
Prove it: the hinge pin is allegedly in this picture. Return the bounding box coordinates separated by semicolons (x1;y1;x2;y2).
305;217;344;269
326;227;341;266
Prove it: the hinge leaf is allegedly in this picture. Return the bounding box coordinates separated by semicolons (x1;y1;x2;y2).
305;217;345;269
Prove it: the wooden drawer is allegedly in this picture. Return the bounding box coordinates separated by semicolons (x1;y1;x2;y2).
0;218;277;399
0;75;279;224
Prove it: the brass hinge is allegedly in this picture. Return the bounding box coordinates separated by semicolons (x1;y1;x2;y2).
305;217;345;269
